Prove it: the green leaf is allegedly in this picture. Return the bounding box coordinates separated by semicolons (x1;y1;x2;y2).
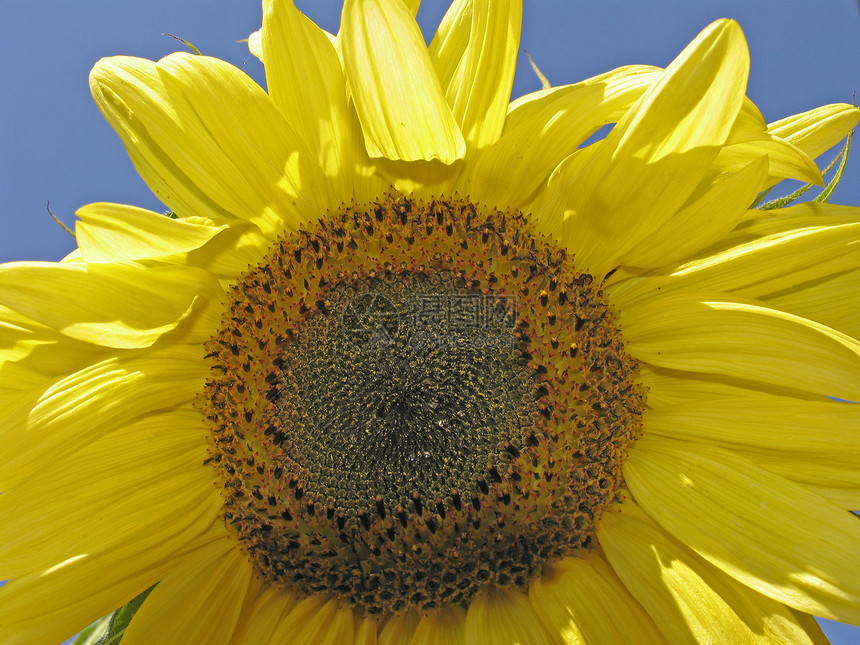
69;615;110;645
71;585;156;645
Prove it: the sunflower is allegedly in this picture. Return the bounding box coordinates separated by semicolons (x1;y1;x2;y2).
2;0;859;643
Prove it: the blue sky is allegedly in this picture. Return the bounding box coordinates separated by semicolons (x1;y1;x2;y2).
1;1;858;642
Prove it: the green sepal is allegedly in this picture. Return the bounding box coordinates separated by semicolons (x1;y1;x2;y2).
162;33;203;55
756;180;814;211
813;129;852;204
70;585;156;645
526;52;551;89
756;132;852;210
749;184;773;209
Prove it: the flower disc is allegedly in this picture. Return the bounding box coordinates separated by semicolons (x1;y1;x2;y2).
200;194;644;614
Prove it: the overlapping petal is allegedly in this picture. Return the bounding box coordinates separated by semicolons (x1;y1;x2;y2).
644;394;860;491
0;261;224;349
270;595;357;643
766;269;860;339
0;494;223;645
90;54;331;234
715;100;823;187
616;155;768;268
261;0;357;202
75;202;270;281
599;500;830;643
378;610;420;643
232;586;298;645
530;553;665;644
459;65;660;208
0;346;206;489
464;586;552;644
122;539;253;645
0;408;215;576
609;202;860;309
533;19;749;278
429;0;522;149
341;0;465;163
622;293;860;401
411;605;467;645
625;436;860;624
76;202;229;262
155;52;335;221
0;304;103;381
768;103;860;162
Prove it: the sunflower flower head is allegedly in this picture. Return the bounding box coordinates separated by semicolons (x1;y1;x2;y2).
1;1;859;644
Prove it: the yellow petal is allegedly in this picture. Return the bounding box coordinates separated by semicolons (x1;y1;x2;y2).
0;408;214;576
621;293;860;401
182;218;271;283
262;0;356;202
0;495;224;645
427;0;471;95
341;0;465;163
534;20;749;278
378;610;419;644
609;202;860;311
766;269;860;339
644;394;860;489
625;436;860;624
272;595;356;644
430;0;521;149
0;346;206;489
804;485;860;512
121;540;253;645
0;261;224;349
411;604;467;645
530;553;665;644
638;364;827;407
0;567;155;645
461;65;660;208
354;615;380;645
247;28;264;61
0;361;52;412
0;304;102;380
715;136;822;187
232;585;299;645
401;0;420;15
76;202;228;263
89;56;226;222
768;103;860;161
618;155;768;268
790;611;832;645
715;99;823;186
464;585;553;645
599;499;830;643
155;52;334;225
90;54;329;235
370;155;462;200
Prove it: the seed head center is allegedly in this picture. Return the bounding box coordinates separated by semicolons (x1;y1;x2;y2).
200;194;644;614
